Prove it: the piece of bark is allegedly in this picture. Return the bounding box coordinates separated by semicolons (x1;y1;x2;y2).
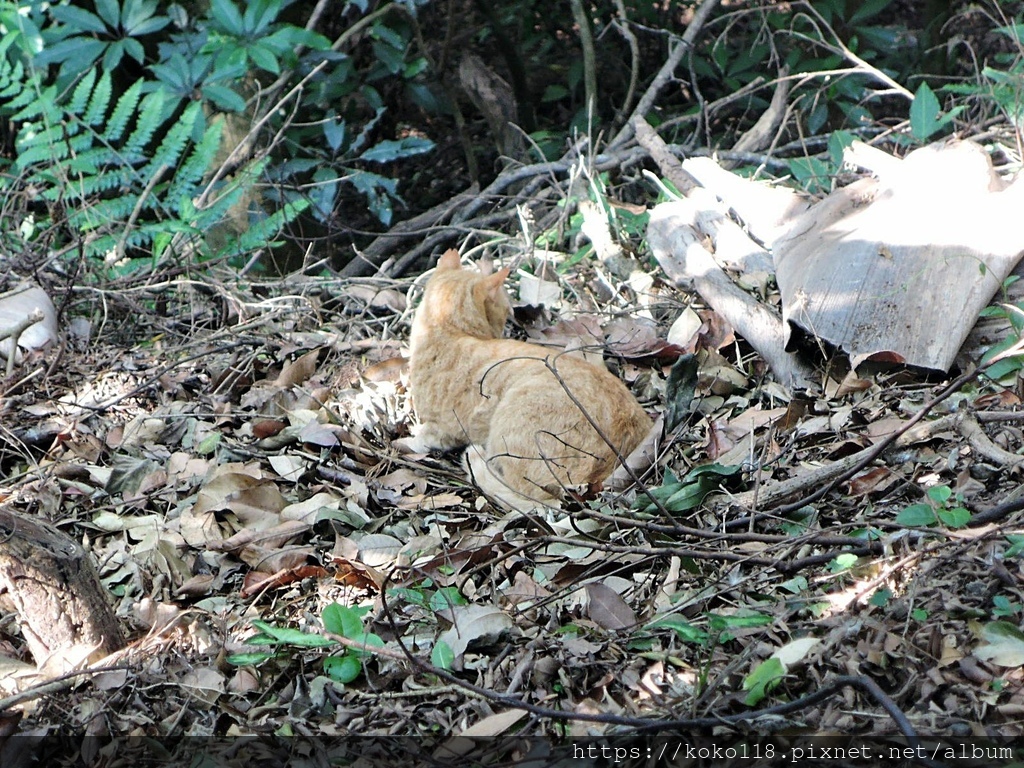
772;140;1024;371
0;508;124;667
458;54;524;162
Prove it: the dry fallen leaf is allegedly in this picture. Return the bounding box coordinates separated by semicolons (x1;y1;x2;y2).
585;582;636;631
975;621;1024;667
436;604;514;661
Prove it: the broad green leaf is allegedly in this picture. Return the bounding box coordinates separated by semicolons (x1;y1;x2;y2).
431;640;455;670
926;485;952;504
664;353;697;433
648;615;709;645
360;137;434;163
201;83;247;112
868;587;892;607
322;602;366;638
211;0;245;36
828;553;859;572
95;0;120;28
429;586;468;612
324;653;363;683
1004;535;1024;558
685;462;744;480
742;657;785;706
247;42;281;74
50;6;108;33
910;82;941;140
323;119;346;152
227;651;275;665
709;613;772;631
250;619;335;647
938;506;971;529
347;632;385;657
664;481;709;513
895;503;937;528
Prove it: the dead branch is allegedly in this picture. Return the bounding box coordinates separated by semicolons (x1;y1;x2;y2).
610;0;722;149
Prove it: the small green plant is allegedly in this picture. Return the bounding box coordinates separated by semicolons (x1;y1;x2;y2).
908;81;962;142
1004;534;1024;559
388;579;468;612
633;463;743;515
978;300;1024;382
228;602;384;684
895;485;970;529
992;594;1023;620
868;587;892;608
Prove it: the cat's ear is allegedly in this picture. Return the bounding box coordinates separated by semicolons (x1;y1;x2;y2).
484;268;510;300
437;250;462;271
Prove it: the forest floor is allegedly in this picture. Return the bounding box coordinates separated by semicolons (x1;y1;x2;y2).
2;236;1024;766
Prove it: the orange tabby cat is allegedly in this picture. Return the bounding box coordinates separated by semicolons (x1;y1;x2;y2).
407;249;650;512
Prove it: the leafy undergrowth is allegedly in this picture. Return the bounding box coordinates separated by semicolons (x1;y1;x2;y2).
2;256;1024;759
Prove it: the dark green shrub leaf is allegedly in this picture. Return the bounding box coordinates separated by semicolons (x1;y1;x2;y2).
360;137;434;163
895;503;937;527
324;653;362;683
431;640;455;670
910;82;941;140
664;353;697;433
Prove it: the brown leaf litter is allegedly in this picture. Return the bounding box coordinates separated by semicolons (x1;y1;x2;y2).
0;251;1023;759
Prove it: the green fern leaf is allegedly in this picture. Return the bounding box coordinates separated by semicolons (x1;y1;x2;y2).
141;101;200;183
167;119;222;206
123;90;169;159
224;198;310;256
11;83;59;121
16;124;74;169
67;69;97;117
191;157;268;228
104;79;143;143
83;71;113;127
69;195;139;233
0;60;25;100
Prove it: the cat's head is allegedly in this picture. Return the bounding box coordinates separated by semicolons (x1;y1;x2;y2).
416;250;511;339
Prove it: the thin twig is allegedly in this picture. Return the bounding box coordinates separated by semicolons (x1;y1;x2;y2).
610;0;722;148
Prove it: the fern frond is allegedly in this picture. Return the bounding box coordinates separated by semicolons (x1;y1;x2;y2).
140;101;200;181
69;195;140;232
16;124;74;169
68;69;97;117
167;119;222;206
0;60;24;100
225;198;310;255
11;83;59;121
191;157;268;228
104;80;143;143
83;71;113;127
123;90;168;159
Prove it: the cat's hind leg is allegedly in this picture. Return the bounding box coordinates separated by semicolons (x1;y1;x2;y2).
397;422;467;454
464;445;561;515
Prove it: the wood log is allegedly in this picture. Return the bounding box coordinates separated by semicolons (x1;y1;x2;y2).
647;199;816;392
0;508;124;668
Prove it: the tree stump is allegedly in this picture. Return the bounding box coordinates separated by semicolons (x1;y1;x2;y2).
0;508;124;666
